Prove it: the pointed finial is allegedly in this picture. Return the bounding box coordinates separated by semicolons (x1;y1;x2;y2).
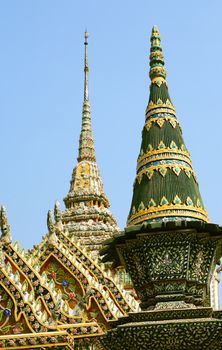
77;31;96;162
54;201;61;223
0;206;11;245
84;31;89;101
47;210;55;234
84;30;89;44
54;201;63;230
149;25;166;82
47;210;58;246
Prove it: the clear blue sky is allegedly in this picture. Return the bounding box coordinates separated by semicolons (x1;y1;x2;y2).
0;0;221;251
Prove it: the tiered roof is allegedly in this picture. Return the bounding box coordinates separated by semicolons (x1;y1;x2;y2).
127;26;208;225
0;206;138;349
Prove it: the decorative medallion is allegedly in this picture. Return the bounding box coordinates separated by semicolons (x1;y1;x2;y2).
170;141;178;149
147;144;153;152
145;122;152;131
138;202;145;211
169;118;177;128
156;118;165;128
159;167;167;177
160;196;169;206
173;195;182;205
172;166;181;176
185;169;191;178
186;197;193;206
148;199;156;208
147;170;154;180
158;141;166;149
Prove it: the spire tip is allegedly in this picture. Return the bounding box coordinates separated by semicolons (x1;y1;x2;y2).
84;31;89;44
149;25;166;81
152;25;159;33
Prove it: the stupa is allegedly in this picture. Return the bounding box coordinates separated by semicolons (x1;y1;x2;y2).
100;26;222;350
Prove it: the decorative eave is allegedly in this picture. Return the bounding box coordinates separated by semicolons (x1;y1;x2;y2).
101;220;222;269
28;225;139;321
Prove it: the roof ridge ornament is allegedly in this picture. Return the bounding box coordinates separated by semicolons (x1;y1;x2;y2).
0;206;11;245
47;210;58;246
54;200;63;230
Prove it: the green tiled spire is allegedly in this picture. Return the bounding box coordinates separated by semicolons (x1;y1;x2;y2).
127;26;208;226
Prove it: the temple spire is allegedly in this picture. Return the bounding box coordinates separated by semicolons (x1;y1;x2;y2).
63;32;119;256
127;26;208;225
78;31;96;162
149;25;166;83
84;31;89;101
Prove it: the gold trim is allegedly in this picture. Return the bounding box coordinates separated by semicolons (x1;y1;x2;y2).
40;251;122;321
146;99;175;114
1;345;71;350
145;115;178;129
136;163;195;182
146;107;176;119
128;204;209;226
151;77;166;86
54;231;134;313
137;148;191;171
0;331;67;340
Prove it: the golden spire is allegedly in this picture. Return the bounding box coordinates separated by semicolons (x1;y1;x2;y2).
78;31;96;162
149;25;167;83
63;33;119;257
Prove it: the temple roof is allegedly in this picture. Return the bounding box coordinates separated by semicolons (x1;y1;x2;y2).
0;207;138;349
127;26;208;226
63;33;119;257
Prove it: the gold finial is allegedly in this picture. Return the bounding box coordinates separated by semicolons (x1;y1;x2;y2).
0;206;11;245
149;25;166;82
152;25;158;34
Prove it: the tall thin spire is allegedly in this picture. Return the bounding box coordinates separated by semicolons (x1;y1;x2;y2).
78;31;96;162
84;31;89;101
63;32;119;256
127;26;208;226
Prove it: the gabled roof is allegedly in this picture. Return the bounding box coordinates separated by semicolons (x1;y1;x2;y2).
0;206;139;348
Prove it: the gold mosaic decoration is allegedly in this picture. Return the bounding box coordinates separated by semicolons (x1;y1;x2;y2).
137;146;191;169
136;163;195;183
146;99;175;114
128;203;209;226
145;115;179;131
146;107;177;118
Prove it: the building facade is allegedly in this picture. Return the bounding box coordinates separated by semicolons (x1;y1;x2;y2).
0;27;221;349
